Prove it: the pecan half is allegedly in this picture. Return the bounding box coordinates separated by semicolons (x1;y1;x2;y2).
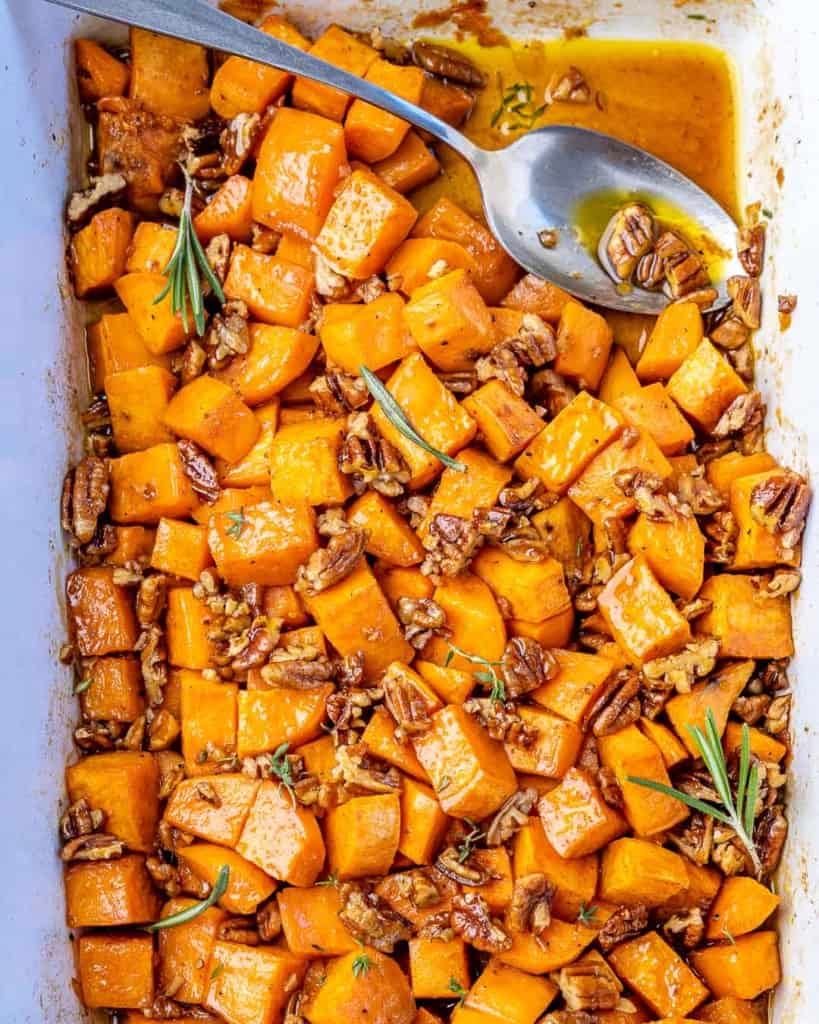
642;638;720;695
654;230;710;298
411;41;486;87
676;469;725;515
335;743;401;795
136;623;168;707
295;528;367;597
203;299;250;367
597;904;649;952
256;898;282;942
156;750;185;800
218;917;259;945
260;653;334;690
421;513;483;579
605;203;656;280
476;315;555;396
382;664;434;738
755;568;802;599
451;893;512;953
778;293;798;315
485;788;539;847
309;372;369;415
755;807;788;876
475;506;549;562
588;671;641;736
505;873;554;936
546;67;591;103
558;962;619;1012
614;468;677;521
338;882;412;953
737;223;766;277
661;907;705;950
711;314;750;351
435;845;490;886
339;413;410;497
60;798;104;841
500;637;557;698
66;173;127;226
529;368;577;418
750;470;811;549
669;812;714;866
727;275;762;328
61;456;109;546
136;573;167;628
232;615;278;672
61;832;125;862
397;597;449;650
464;697;537;747
711;390;765;442
177;440;220;503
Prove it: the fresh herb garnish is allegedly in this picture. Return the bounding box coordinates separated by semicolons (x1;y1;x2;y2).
628;708;762;876
154;166;225;337
457;818;485;863
447;642;506;702
448;977;468;1005
146;864;230;931
210;964;225;981
352;952;372;977
762;207;773;218
686;13;716;22
359;365;466;473
490;76;547;132
437;776;452;792
577;902;599;925
269;742;297;804
225;508;246;540
74;677;92;694
316;872;340;887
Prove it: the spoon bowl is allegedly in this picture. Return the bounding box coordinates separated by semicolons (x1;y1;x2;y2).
45;0;740;314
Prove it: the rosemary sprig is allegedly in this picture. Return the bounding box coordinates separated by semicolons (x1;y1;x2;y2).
359;365;466;473
457;819;485;863
316;872;340;887
446;643;505;701
146;864;230;931
74;677;92;694
352;951;372;977
448;977;468;1005
269;742;297;804
577;902;599;926
225;508;246;540
627;708;762;877
490;76;547;132
154;166;225;337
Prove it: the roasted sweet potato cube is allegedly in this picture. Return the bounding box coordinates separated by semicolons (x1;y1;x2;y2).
512;816;597;920
501;273;573;324
193;484;273;526
423;447;512;527
237;685;332;758
65;854;160;927
706;876;780;941
554;300;613;390
404;268;495;372
667;339;748;432
375;565;434;614
638;716;688;769
125;221;178;274
253;108;346;238
532;497;592;574
598;346;641;405
413;704;517;820
346;59;425;162
217;323;319;406
696;573;793;658
158;899;227;1004
278;885;358;956
696;997;766;1024
106;365;177;453
96;98;180;208
129;27;209;120
67;751;159;852
724;720;787;763
453;960;556;1024
509;607;575;650
627;510;705;600
164;375;259;463
269;419;351;506
387;238;477;296
499;918;597;974
372;130;441;195
420;75;475;127
690;932;780;1001
109;443;198;524
636;300;703;381
194;174;254;243
362;706;429;781
348;491;424;566
706;451;779;497
80;656;144;722
66;567;138;656
597;555;691;664
568;428;672;524
165;773;259;846
224;246;315;327
167;587;214;669
87;312;171;391
599;837;687;907
415;659;475;705
78;933;154;1010
75;37;130;102
325;793;402;879
663;857;722;915
409;937;469;1000
608;931;708;1017
236;780;325;886
71;207;134;297
413;197;519;305
204;942;308;1024
462;380;544;462
399;775;450;865
598;724;689;835
208;499;318;586
665;660;754;756
424;572;506;672
515;391;624;494
114;271;192;354
531;649;614;724
150;517;211;580
178;844;276;916
320;292;415;373
614;382;695;455
302;947;415;1024
315;169;418;279
263;584;308;628
504;707;582;778
730;469;802;569
210;15;310;117
292;25;378;121
472;547;570;624
305;559;413;676
180;671;238;775
217;401;280;487
538;767;627;858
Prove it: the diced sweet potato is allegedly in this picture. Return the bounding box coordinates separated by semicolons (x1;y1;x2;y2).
65;854;160;927
462;380;545;462
509;607;575;649
180;671;238;774
665;660;754;756
415;659;475;705
167;586;214;669
423;572;506;672
501;273;573;324
373;131;441;195
599;837;687;907
178;844;276;915
696;997;766;1024
66;567;138;656
422;447;512;530
320;292;415;373
237;685;332;758
77;933;154;1009
387;238;477;296
598;724;689;835
303;947;415;1024
409;937;469;999
278;885;359;956
420;76;475;127
636;301;703;381
217;401;279;486
96;98;180;209
194;174;254;243
71;207;134;298
531;648;614;724
164;773;260;846
597;556;691;664
217;323;319;407
325;793;402;879
667;339;747;432
638;716;689;769
723;720;787;763
204;942;308;1024
599;346;641;404
399;775;450;865
75;37;129;102
164;375;259;463
554;300;613;390
109;443;198;524
413;704;517;820
316;169;418;279
538;767;627;858
158;899;226;1004
706;876;780;940
614;382;695;454
208;499;318;586
210;14;310;118
292;25;379;122
150;517;211;580
67;751;159;852
107;525;156;566
129;27;209;121
87;312;171;391
515;391;624;494
696;573;793;658
512;816;597;920
662;858;722;914
269;419;351;506
305;559;412;676
224;245;315;327
532;497;592;574
504;706;583;777
706;451;778;498
404;268;495;372
125;221;177;275
472;547;570;624
106;365;177;453
454;959;557;1024
730;469;802;569
608;931;708;1017
80;656;144;722
627;510;705;600
236;780;325;886
362;706;429;781
114;271;192;354
346;59;426;162
348;491;424;566
375;565;435;614
500;918;597;973
690;932;780;1000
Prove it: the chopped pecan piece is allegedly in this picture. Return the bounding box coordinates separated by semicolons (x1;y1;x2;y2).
500;637;557;698
750;470;811;550
546;67;591;103
497;479;546;516
529;367;576;419
411;41;486;87
464;698;538;747
335;743;401;795
597;767;624;810
203;299;249;367
136;573;167;628
73;720;124;751
727;275;762;328
538;228;559;249
485;788;539;847
733;693;771;725
703;510;738;564
505;873;554;936
397;597;449;650
737;223;766;277
256;898;282;942
778;293;798;315
475;506;548;562
662;907;705;950
765;693;791;735
421;513;483;578
437;369;478;395
66;173;127;226
260;653;334;689
605;203;656;280
451;893;512;953
642;638;720;695
676;595;713;621
136;624;168;707
588;671;641;737
597;904;649;952
309;372;369;415
712;390;765;443
295;528;368;597
435;845;490;886
669;812;714;866
338;882;412;952
676;469;725;515
755;568;802;599
60;798;104;842
476;315;555;396
558;962;620;1012
221;112;263;175
231;615;279;672
383;664;434;738
218;916;259;945
156;750;185;800
61;456;110;546
205;234;232;288
61;833;125;862
755;807;788;876
614;468;677;521
339;412;411;497
177;440;220;503
326;687;382;741
172;338;208;384
710;313;750;350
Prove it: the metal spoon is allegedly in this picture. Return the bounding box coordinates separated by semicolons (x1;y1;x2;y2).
46;0;739;313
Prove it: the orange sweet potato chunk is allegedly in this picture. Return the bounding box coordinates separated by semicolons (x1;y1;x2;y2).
409;937;470;1000
109;443;198;524
627;510;706;600
501;273;573;324
158;899;227;1004
498;918;596;974
236;780;325;886
204;942;308;1024
667;339;748;432
325;793;402;879
193;174;254;244
531;649;614;725
78;933;154;1010
706;451;779;497
505;706;583;778
67;751;159;852
65;854;161;927
608;931;708;1017
129;27;209;121
66;566;138;656
106;365;177;453
114;271;192;354
599;837;687;907
80;656;144;722
150;517;212;580
320;292;416;373
237;685;333;758
178;843;276;916
180;671;238;775
348;490;425;566
636;300;703;381
164;773;260;846
75;37;130;102
462;380;544;462
690;932;780;1001
538;767;627;858
554;300;614;391
303;948;415;1024
224;245;315;327
87;312;171;391
362;706;429;781
71;207;134;297
269;419;352;506
279;885;359;956
706;876;780;940
598;345;641;405
422;447;512;527
292;25;379;122
696;573;793;659
614;382;695;454
373;130;441;195
164;374;259;463
472;547;571;624
404;268;496;372
166;587;214;669
696;997;766;1024
386;238;477;296
208;499;318;586
345;59;426;162
399;775;450;865
453;959;556;1024
125;220;177;274
730;469;802;569
218;323;319;407
424;572;506;672
512;817;597;920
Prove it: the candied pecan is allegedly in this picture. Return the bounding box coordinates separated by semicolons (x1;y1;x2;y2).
605;203;655;280
662;907;705;950
476;315;555;396
737;223;766;277
397;597;449;650
778;293;798;315
66;173;127;226
383;664;434;738
411;41;486;87
712;834;747;876
654;231;711;298
529;367;576;419
61;832;125;862
703;510;737;564
712;392;765;446
146;709;179;751
435;845;491;886
755;568;802;600
230;615;279;673
79;523;117;565
220;112;262;175
205;233;231;287
61;456;109;546
120;713;147;752
750;470;811;550
309;372;369;415
485;788;539;847
497;478;546;516
326;687;382;740
172;338;208;384
727;341;754;383
674;285;719;309
558;962;619;1012
217;916;259;945
156;750;185;800
505;874;554;936
755;807;788;876
437;369;478;395
421;513;483;578
711;313;750;350
636;250;666;290
261;652;334;689
727;275;762;328
676;596;714;622
333;650;365;689
546;66;591;103
256;898;282;942
338;882;412;952
339;412;410;497
765;693;791;736
588;671;641;736
73;720;124;752
451;893;512;953
177;440;219;503
597;767;624;810
60;798;104;841
203;299;250;367
597;904;649;952
733;693;771;725
642;638;720;695
540;1014;596;1024
614;467;677;521
295;528;368;597
336;743;401;795
500;637;557;698
247;221;279;254
136;573;167;628
136;624;168;707
676;469;725;515
464;698;537;747
475;506;548;562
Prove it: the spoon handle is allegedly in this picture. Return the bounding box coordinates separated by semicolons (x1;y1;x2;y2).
45;0;483;162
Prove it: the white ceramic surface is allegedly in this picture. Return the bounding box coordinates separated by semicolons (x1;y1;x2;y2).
0;1;817;1020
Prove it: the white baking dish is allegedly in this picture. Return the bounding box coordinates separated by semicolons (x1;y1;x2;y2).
1;1;817;1020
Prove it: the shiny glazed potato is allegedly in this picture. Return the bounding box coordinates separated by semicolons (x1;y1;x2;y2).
60;21;800;1024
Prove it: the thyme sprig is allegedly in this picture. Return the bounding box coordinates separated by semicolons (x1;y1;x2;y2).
269;742;297;804
154;166;225;337
577;902;599;926
490;76;547;132
359;365;466;473
456;818;485;863
446;642;505;701
449;977;468;1005
225;508;246;540
146;864;230;931
74;677;92;694
352;951;372;977
628;708;762;877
